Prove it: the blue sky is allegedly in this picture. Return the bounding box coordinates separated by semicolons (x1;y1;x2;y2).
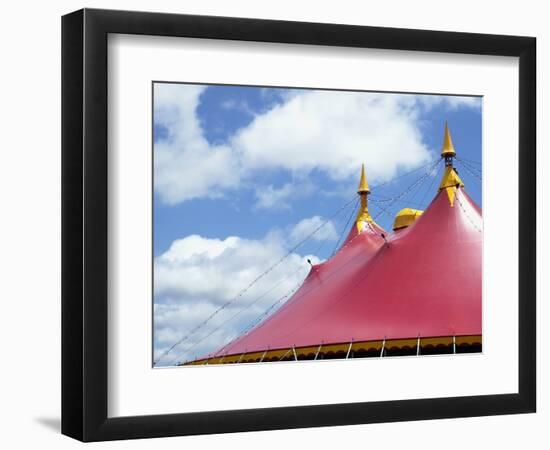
152;83;482;366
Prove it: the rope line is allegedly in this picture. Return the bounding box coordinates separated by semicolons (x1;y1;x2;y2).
367;200;394;221
372;159;441;221
459;159;482;174
371;158;440;189
408;159;442;206
181;277;305;364
169;269;308;365
417;160;442;208
455;192;482;233
331;197;359;257
370;196;427;209
457;156;482;166
313;197;358;259
456;159;482;182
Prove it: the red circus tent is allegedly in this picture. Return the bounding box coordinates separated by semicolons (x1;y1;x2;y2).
188;123;482;364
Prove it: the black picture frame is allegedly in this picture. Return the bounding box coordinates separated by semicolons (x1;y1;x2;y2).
61;8;536;442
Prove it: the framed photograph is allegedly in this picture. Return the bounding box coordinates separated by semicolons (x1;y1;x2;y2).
61;8;536;441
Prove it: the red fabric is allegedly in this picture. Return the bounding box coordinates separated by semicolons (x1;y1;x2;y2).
340;218;385;246
214;188;482;357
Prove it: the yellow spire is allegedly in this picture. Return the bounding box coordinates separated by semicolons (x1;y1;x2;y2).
441;121;456;158
357;163;370;194
438;122;464;206
355;164;373;231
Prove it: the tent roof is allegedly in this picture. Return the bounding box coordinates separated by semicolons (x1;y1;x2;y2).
211;183;482;359
186;124;483;364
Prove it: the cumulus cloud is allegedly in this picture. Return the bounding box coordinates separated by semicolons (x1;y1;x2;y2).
220;98;256;116
154;84;481;207
289;216;338;244
417;94;482;112
154;230;322;365
154;84;241;204
233;90;431;182
254;183;296;210
253;180;316;210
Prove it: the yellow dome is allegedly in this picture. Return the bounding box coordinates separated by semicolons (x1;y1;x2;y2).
392;208;423;231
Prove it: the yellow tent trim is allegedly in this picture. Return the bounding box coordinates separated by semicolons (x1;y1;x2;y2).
183;335;482;365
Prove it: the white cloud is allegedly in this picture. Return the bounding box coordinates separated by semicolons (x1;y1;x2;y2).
220;98;255;116
253;180;316;210
254;183;295;210
154;85;480;206
154;231;321;365
154;84;241;205
417;94;482;111
289;216;338;244
233;91;431;182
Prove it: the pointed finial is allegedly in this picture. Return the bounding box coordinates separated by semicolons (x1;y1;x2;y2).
355;164;373;231
357;164;371;194
439;123;464;206
441;121;456;158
